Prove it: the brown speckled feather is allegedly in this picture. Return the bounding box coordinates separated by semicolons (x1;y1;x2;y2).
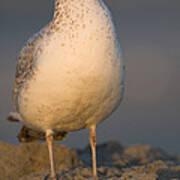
13;29;46;112
11;25;69;142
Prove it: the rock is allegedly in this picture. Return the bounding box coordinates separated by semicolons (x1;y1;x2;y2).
0;140;179;180
124;144;177;164
0;142;79;180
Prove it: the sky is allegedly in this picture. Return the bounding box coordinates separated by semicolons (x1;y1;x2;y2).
0;0;180;154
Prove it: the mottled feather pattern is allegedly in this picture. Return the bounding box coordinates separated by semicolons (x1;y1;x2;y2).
13;29;46;111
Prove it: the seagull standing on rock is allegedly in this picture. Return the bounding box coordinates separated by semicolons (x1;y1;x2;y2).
8;0;125;179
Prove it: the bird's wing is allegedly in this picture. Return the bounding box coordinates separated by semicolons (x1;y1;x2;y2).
13;29;45;112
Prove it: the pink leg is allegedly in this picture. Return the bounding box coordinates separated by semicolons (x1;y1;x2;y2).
89;125;98;180
46;130;56;179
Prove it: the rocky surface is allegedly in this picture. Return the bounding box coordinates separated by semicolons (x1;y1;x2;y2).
0;140;179;180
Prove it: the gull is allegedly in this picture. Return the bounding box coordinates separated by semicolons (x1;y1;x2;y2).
8;0;125;179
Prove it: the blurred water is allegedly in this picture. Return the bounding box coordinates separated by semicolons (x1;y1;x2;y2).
0;0;180;154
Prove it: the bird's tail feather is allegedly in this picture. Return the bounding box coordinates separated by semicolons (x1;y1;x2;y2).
18;126;68;142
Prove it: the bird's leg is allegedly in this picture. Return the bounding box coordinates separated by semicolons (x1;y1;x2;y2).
46;129;56;179
89;125;98;179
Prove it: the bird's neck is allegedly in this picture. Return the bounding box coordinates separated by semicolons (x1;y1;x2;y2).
53;0;100;16
51;0;105;29
54;0;98;5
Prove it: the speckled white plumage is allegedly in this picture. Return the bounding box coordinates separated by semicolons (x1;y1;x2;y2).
14;0;125;133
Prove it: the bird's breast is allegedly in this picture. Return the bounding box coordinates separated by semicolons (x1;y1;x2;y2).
18;3;125;132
